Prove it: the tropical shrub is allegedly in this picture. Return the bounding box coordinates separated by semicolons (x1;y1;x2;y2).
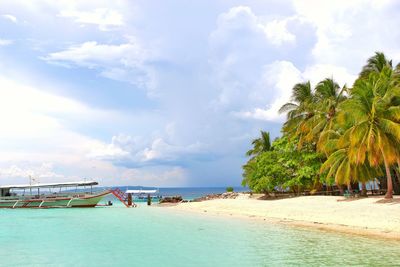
226;186;234;192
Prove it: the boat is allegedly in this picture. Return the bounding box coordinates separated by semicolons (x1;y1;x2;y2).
125;189;162;202
0;181;111;208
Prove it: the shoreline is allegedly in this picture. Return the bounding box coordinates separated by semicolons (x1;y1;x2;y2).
163;195;400;240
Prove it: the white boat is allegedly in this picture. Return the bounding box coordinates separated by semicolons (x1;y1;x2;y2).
125;189;161;202
0;181;111;208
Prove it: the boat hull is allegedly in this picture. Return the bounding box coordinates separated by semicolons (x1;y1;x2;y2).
0;191;111;208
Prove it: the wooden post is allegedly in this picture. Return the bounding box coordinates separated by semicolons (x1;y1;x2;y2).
127;193;132;206
147;194;151;206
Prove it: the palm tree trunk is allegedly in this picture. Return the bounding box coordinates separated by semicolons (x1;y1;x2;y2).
397;159;400;184
383;153;393;199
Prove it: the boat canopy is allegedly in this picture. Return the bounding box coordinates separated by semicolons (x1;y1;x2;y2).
125;189;158;194
0;181;98;190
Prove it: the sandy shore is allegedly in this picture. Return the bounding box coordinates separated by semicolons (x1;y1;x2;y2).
165;195;400;240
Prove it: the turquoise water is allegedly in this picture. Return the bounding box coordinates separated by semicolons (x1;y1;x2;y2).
1;204;400;267
108;186;249;200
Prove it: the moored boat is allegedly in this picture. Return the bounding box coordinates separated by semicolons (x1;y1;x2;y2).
0;181;111;208
125;189;162;202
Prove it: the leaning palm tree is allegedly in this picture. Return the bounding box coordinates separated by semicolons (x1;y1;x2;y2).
359;52;400;195
340;66;400;198
246;131;272;157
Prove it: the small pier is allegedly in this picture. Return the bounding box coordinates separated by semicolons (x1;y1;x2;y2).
111;188;163;207
111;188;136;207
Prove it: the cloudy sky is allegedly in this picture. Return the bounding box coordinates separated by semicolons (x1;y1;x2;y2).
0;0;399;187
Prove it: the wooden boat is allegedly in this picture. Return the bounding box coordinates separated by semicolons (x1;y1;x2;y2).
0;181;111;208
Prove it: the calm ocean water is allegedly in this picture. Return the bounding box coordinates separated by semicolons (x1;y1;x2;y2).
112;186;249;200
1;190;400;266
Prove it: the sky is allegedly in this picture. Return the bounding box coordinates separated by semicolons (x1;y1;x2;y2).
0;0;400;187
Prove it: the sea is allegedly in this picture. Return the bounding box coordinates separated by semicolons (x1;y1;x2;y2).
112;186;250;200
1;187;400;267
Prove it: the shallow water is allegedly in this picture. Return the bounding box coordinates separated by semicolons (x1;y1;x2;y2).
1;204;399;267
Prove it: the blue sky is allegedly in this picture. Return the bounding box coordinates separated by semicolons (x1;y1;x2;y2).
1;0;400;186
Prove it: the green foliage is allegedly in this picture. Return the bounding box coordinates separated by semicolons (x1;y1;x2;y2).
246;131;272;157
242;136;324;194
244;52;400;198
226;186;234;192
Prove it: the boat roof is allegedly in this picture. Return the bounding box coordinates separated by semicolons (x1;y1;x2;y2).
0;181;98;189
126;189;158;194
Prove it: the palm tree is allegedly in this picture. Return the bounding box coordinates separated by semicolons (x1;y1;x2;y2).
340;67;400;198
246;131;272;157
359;52;393;78
279;81;317;147
313;78;347;151
320;133;382;191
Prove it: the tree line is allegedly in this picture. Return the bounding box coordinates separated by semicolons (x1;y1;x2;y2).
242;52;400;199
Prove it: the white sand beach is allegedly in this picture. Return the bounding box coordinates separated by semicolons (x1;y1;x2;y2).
167;195;400;240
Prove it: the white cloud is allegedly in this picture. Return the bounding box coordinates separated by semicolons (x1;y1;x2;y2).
0;76;91;139
87;134;205;166
86;142;130;160
142;138;204;162
43;39;156;93
59;8;123;31
215;6;259;31
211;6;297;48
264;18;296;46
0;75;189;186
0;39;13;46
86;134;133;160
209;4;377;123
234;60;359;122
209;7;270;109
302;64;357;87
292;0;400;70
121;166;187;187
43;41;143;67
0;160;188;187
209;6;312;120
234;60;302;122
0;163;64;181
1;14;17;23
0;75;132;185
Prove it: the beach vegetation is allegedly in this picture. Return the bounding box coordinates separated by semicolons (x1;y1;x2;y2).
242;136;324;196
243;52;400;198
246;130;272;157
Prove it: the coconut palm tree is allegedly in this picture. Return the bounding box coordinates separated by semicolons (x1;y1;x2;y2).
320;131;382;193
314;78;346;123
359;52;393;78
321;148;381;188
340;67;400;198
279;81;317;147
246;131;272;157
313;78;347;151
